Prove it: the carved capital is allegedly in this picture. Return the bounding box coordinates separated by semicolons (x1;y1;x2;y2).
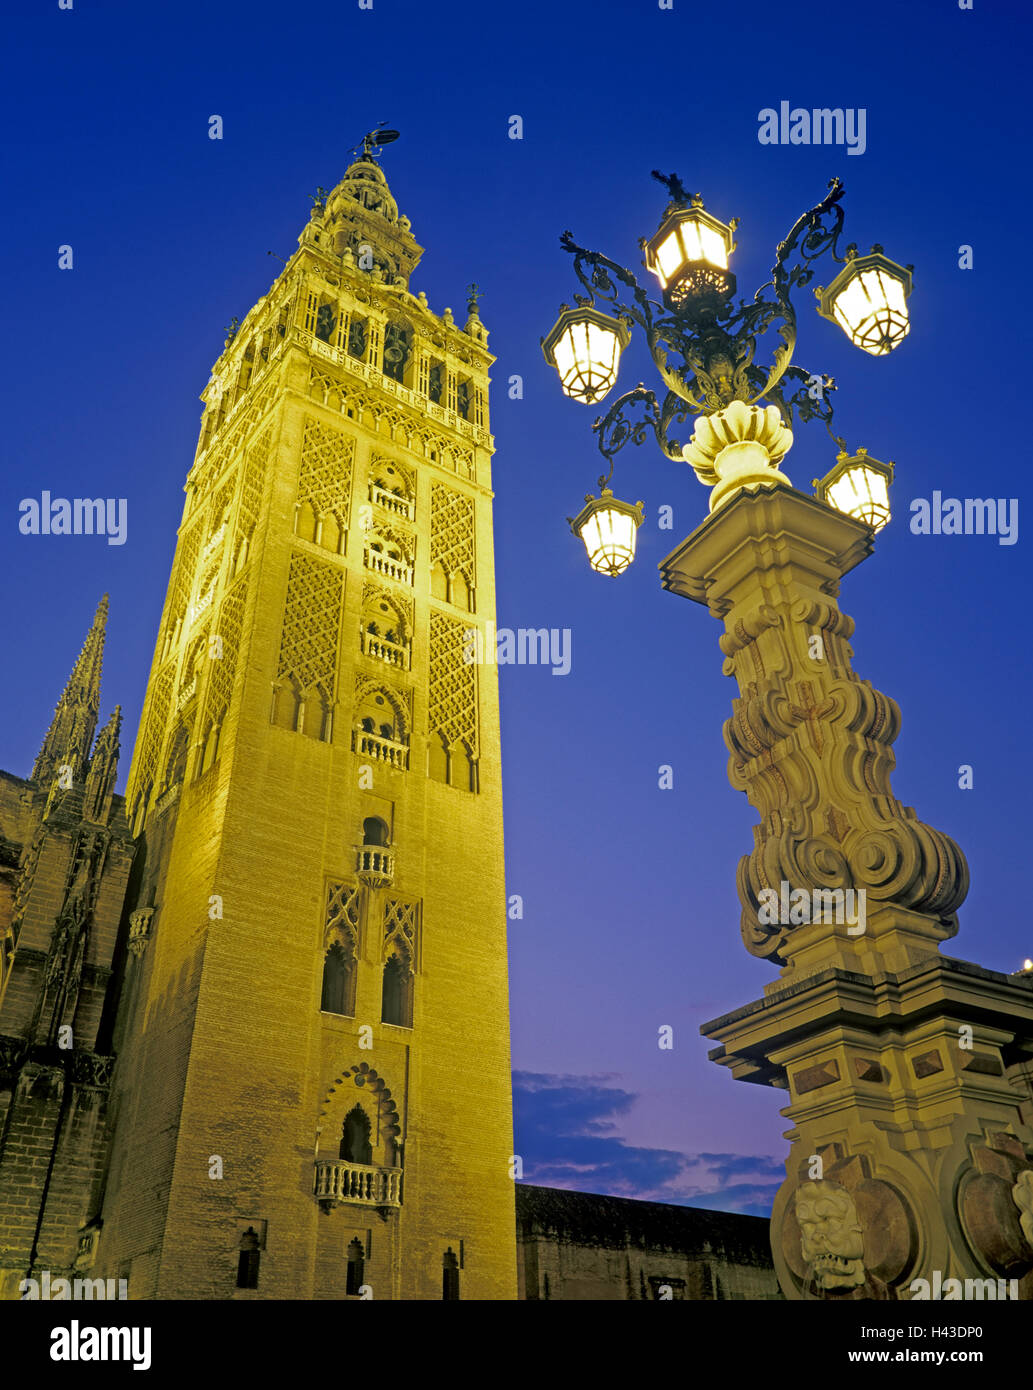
128;907;155;958
682;401;793;511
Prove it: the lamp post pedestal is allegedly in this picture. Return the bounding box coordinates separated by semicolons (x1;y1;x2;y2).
661;484;1033;1299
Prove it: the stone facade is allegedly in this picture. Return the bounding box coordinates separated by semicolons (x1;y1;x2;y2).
516;1185;781;1300
0;601;135;1299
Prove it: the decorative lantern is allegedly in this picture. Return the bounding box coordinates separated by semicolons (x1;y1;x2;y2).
641;194;737;307
814;448;894;531
541;304;630;404
816;246;913;356
568;488;645;576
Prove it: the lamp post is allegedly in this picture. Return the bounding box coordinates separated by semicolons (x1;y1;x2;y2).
542;173;1033;1301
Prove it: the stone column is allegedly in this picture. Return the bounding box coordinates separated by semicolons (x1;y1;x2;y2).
661;461;1033;1300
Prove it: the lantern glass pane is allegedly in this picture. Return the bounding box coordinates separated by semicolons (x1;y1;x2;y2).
580;505;638;575
699;223;728;269
832;267;909;356
831;276;871;335
878;268;908;313
657;230;682;282
679;220;703;263
827;465;891;530
552;318;622;404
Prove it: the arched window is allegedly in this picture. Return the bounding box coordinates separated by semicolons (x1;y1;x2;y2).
340;1105;373;1165
451;572;472;613
321;943;355;1016
363;817;389;847
451;742;477;793
164;725;190;789
237;1229;261;1290
200;722;221;774
442;1248;460;1301
382;322;412;384
346;1239;365;1297
427;733;449;785
430;560;449;602
315;302;337;343
427;361;444;404
382;953;413;1028
299;688;329;742
271;680;302;732
320;512;342;555
295;499;318;544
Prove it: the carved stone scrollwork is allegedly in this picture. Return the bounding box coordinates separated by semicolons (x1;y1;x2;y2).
660;486;969;967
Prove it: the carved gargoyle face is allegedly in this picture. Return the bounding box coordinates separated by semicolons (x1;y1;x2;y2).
796;1181;866;1290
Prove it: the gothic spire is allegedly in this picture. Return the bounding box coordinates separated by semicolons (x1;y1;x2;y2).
83;704;122;824
32;594;109;786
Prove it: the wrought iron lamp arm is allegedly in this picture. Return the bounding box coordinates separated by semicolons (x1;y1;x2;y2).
760;364;847;451
593;384;691;466
559;231;713;411
722;179;849;408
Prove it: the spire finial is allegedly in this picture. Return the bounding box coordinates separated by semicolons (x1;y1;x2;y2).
353;123;400;162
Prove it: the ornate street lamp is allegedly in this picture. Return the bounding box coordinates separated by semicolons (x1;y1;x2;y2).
814;447;894;531
816;246;913;356
544;171;911;570
641;192;738;307
567;485;644;576
541;171;1033;1309
541;303;630;404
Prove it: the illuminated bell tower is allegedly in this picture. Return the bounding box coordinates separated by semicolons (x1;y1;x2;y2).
96;142;516;1299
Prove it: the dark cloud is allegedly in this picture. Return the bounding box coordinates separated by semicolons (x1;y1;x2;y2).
512;1071;782;1217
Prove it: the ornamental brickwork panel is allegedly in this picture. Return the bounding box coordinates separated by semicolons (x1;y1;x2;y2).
428;612;477;754
276;551;344;697
430;483;475;588
298;416;354;529
204;577;249;725
237;426;271;552
326;880;361;953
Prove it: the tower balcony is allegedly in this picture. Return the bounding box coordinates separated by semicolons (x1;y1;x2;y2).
361;629;410;669
356;845;395;888
364;548;413;586
314;1159;402;1210
353;729;410;770
369;484;414;520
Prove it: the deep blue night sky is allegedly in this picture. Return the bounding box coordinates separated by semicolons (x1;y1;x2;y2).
3;0;1031;1216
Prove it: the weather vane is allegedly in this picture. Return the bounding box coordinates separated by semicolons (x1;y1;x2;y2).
352;121;400;161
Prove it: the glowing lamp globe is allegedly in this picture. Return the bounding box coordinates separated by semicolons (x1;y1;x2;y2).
541;305;630;405
817;247;913;356
642;194;737;307
814;448;894;531
568;489;645;576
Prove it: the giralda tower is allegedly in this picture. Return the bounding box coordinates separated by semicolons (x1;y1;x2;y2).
95;142;517;1299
